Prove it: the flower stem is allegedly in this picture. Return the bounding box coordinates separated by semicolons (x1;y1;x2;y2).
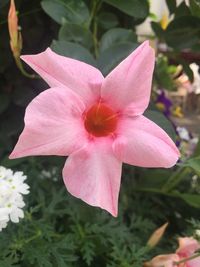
174;252;200;265
161;166;190;192
15;57;39;79
89;0;102;58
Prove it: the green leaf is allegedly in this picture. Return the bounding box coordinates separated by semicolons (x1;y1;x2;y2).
51;40;96;66
41;0;89;25
189;0;200;17
151;22;165;39
161;166;190;192
144;110;176;141
185;156;200;176
81;241;95;265
137;169;171;189
97;42;138;75
99;28;137;52
103;0;149;19
166;0;176;15
58;23;93;48
175;2;191;17
0;258;17;267
177;59;194;82
173;192;200;208
165;16;200;49
0;92;10;114
1;157;28;168
97;12;119;29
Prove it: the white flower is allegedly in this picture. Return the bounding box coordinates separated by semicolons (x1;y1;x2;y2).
0;166;29;231
0;208;9;231
176;126;191;141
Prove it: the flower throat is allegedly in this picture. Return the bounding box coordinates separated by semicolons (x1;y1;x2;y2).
84;103;118;137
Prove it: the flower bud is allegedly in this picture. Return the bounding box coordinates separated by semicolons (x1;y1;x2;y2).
8;0;22;59
147;222;168;248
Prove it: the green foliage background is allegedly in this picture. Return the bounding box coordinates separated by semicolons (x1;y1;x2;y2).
0;0;200;266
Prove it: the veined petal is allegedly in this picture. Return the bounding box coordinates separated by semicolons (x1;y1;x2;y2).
63;139;122;216
113;115;180;168
21;48;104;106
10;87;87;159
101;41;155;115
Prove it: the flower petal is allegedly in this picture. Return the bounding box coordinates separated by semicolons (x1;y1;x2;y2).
10;87;87;158
176;237;200;267
101;41;155;115
21;48;104;105
187;257;200;267
176;237;200;257
113;115;180;168
144;254;180;267
63;139;122;216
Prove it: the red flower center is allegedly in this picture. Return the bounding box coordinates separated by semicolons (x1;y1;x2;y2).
84;103;118;137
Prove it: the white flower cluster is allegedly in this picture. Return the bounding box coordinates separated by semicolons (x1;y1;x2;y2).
0;166;29;231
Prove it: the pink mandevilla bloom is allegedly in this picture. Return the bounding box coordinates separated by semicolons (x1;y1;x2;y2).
143;254;180;267
176;237;200;267
10;41;180;216
144;237;200;267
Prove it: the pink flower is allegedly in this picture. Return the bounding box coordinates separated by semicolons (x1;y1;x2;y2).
10;41;179;216
143;254;180;267
144;237;200;267
176;237;200;267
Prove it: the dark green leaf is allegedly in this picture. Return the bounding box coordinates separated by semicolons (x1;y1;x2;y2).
103;0;149;19
165;16;200;49
51;40;96;66
175;2;191;17
41;0;89;25
178;59;194;82
100;28;137;52
81;241;95;265
173;192;200;208
97;12;119;29
161;166;190;192
185;156;200;175
1;157;28;168
189;0;200;17
151;22;165;39
97;42;138;75
58;23;93;48
144;110;176;141
166;0;176;15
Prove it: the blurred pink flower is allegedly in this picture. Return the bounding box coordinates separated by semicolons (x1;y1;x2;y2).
176;237;200;267
144;237;200;267
143;254;180;267
10;41;180;216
